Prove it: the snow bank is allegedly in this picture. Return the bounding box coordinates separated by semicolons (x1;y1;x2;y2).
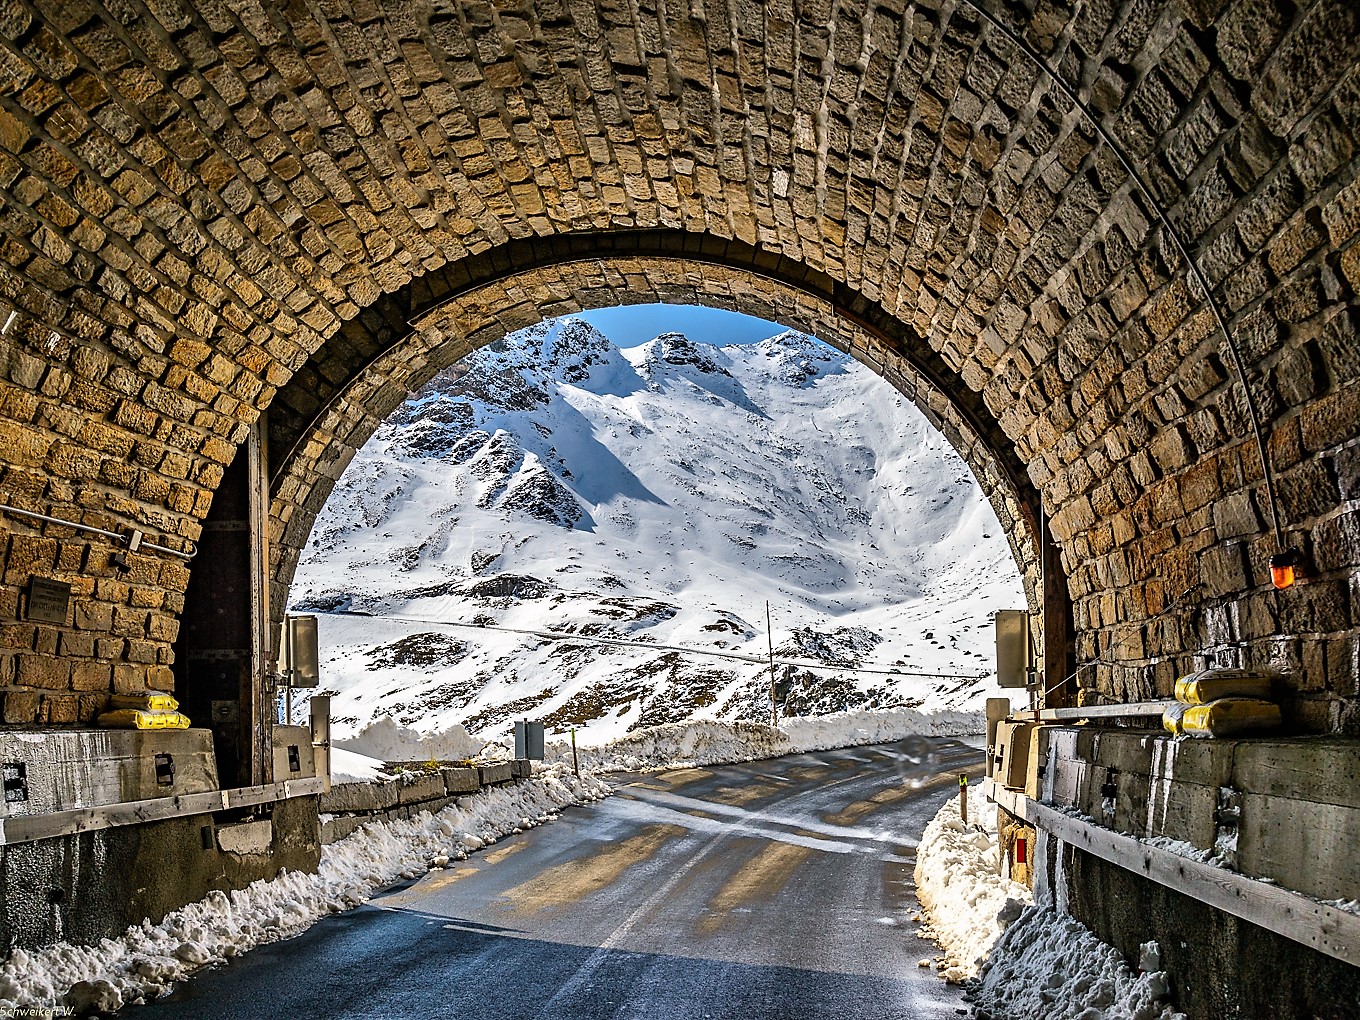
971;908;1186;1020
333;716;483;763
913;784;1030;981
554;719;788;772
0;765;610;1012
912;788;1186;1020
331;745;393;783
779;706;982;750
549;707;983;772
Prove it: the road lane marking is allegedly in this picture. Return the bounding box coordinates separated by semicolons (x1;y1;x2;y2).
483;841;528;864
699;842;814;934
613;785;918;850
495;824;685;913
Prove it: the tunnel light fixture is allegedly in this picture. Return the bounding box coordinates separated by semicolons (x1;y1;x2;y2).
1269;549;1300;590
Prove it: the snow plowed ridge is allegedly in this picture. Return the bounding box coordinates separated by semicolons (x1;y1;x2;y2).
0;767;610;1013
293;317;1025;746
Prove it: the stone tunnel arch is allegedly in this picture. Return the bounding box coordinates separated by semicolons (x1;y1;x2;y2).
258;231;1071;698
0;0;1350;780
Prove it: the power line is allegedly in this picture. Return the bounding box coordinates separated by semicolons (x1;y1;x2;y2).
333;609;990;681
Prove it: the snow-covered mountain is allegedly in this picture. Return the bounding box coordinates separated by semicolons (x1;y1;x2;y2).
291;317;1025;746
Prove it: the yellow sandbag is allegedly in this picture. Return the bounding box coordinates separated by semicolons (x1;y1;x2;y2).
1162;702;1187;735
1174;668;1274;705
1181;698;1281;738
109;691;179;712
97;709;192;730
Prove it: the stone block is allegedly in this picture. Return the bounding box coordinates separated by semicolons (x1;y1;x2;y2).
396;772;446;806
16;653;70;690
217;819;274;856
510;759;532;779
3;689;41;724
321;814;366;845
39;693;79;724
319;780;399;814
477;762;513;786
442;766;480;795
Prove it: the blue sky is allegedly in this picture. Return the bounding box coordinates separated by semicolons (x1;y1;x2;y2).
576;304;783;348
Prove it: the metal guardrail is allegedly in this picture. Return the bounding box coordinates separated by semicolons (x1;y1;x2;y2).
984;779;1360;969
0;776;326;846
1034;700;1172;722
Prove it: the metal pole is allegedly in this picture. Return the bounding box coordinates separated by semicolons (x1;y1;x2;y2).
766;601;777;726
959;774;969;825
570;728;580;778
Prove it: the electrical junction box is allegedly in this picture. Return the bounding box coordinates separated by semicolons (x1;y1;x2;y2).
514;720;545;761
995;610;1031;689
271;726;316;780
985;698;1011;779
995;719;1039;792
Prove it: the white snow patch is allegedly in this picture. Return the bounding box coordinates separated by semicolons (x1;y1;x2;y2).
0;765;609;1011
913;784;1030;981
971;909;1187;1020
551;708;982;772
334;716;482;763
913;788;1187;1019
1142;835;1233;869
330;745;393;783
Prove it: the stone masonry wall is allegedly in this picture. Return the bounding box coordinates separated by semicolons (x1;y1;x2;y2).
0;0;1353;729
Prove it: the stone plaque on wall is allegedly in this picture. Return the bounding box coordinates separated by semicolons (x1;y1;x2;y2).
26;577;70;624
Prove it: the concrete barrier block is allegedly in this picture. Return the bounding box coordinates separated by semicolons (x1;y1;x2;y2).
478;762;513;786
1092;729;1158;775
1232;737;1360;807
396;773;446;806
320;780;399;814
321;815;368;844
1145;775;1218;847
1149;735;1235;788
0;729;220;814
510;759;532;779
442;767;480;794
1238;793;1360;901
217;819;273;855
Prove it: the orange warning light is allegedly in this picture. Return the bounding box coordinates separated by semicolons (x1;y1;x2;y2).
1270;549;1300;590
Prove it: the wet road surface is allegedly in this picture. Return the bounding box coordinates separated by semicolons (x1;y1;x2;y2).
136;738;982;1019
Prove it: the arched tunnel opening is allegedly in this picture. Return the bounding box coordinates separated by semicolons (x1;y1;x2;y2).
264;303;1035;754
0;0;1354;1012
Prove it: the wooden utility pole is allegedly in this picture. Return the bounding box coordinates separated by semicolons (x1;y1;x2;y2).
767;600;777;726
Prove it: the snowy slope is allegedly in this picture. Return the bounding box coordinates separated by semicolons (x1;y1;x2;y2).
291;317;1025;746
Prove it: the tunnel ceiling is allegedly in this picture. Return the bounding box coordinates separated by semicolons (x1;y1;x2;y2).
0;0;1356;730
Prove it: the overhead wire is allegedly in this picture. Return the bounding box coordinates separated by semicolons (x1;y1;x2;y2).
335;609;990;681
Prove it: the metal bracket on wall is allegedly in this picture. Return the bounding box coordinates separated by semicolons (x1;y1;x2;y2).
0;503;197;561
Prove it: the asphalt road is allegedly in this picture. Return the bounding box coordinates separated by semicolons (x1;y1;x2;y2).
135;738;982;1020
